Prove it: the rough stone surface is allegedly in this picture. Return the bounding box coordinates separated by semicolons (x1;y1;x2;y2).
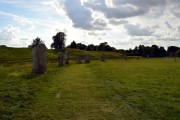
100;53;105;61
32;44;46;73
147;55;150;58
76;56;82;64
85;54;90;63
124;53;127;60
65;51;69;64
57;52;63;66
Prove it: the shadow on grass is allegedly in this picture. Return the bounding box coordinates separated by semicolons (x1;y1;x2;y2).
22;72;44;80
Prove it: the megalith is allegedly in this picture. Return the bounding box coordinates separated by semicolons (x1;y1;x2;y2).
32;43;46;73
76;56;82;64
85;54;90;63
100;53;105;61
57;52;63;66
65;50;69;64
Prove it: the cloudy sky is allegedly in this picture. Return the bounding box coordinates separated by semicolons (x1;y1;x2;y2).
0;0;180;49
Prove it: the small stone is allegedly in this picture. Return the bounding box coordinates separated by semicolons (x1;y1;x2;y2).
85;54;90;63
100;53;105;61
65;50;69;64
57;52;63;66
76;56;82;64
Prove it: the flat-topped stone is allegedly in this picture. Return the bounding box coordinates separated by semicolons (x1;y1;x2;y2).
32;43;46;73
57;52;63;66
65;50;69;64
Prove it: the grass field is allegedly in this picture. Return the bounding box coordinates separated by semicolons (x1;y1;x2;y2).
0;47;122;64
0;56;179;120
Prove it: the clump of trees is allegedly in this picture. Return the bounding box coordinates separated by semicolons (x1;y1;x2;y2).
69;41;77;48
125;45;180;57
67;40;180;57
176;49;180;57
51;32;66;49
67;41;116;52
31;37;44;47
0;45;7;47
167;46;179;56
125;45;167;57
29;32;180;58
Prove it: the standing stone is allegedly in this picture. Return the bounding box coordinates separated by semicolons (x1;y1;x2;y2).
32;44;46;73
76;56;82;64
100;53;105;61
147;55;150;59
124;53;127;60
85;54;90;63
65;51;69;64
57;52;63;66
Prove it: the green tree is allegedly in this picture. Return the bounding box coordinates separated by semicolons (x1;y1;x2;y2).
151;45;159;57
176;49;180;57
98;42;108;51
51;32;66;49
32;37;43;47
69;41;77;48
159;47;167;57
86;44;95;51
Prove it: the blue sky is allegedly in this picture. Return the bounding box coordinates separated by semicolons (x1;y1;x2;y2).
0;0;180;49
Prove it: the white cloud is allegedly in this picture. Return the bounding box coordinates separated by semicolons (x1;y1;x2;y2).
63;0;93;30
124;24;153;36
109;19;128;25
0;24;20;41
88;31;106;36
84;0;165;19
164;21;172;29
0;0;180;49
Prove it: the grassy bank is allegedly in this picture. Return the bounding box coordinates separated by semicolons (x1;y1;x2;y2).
0;47;122;64
0;58;179;120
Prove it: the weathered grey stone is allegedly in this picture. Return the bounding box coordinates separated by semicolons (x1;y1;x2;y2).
57;52;63;66
100;53;105;61
147;55;149;58
32;44;46;73
76;56;82;64
175;56;177;62
85;54;90;63
65;51;69;64
124;53;127;60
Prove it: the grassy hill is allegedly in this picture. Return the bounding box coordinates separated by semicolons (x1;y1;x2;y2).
0;46;122;64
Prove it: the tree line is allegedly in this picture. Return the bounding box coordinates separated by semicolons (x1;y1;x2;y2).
30;32;180;57
67;41;116;52
125;45;180;57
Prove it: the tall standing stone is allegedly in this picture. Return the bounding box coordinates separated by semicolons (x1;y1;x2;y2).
57;52;63;66
147;55;150;59
175;55;177;63
100;53;105;61
32;44;46;73
65;50;69;64
124;53;127;60
85;54;90;63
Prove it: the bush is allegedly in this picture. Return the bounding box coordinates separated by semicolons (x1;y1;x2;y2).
176;49;180;57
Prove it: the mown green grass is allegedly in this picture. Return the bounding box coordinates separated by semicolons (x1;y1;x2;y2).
0;58;179;120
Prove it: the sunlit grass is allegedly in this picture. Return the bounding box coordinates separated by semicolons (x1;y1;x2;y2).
0;58;180;119
0;47;122;64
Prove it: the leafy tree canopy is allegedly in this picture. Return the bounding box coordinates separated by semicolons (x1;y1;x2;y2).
51;32;66;49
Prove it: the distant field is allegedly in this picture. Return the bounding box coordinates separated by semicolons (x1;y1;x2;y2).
0;57;179;120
